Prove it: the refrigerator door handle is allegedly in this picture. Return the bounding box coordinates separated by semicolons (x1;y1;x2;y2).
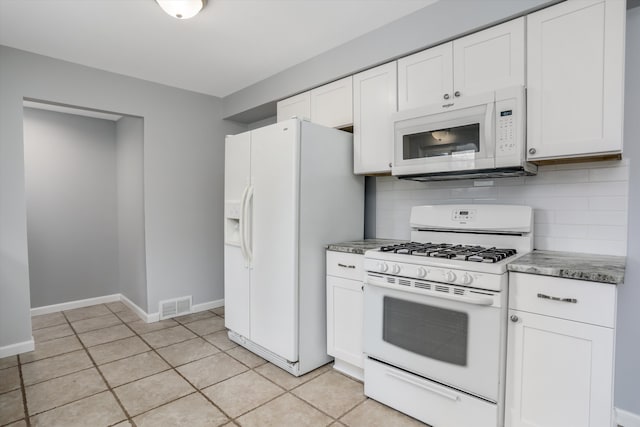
244;185;254;266
239;184;250;265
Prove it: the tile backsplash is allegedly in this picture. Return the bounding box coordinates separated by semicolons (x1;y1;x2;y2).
375;159;629;256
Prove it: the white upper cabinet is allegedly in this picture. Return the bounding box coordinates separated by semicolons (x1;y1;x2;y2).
276;92;311;122
398;18;525;111
453;17;525;97
526;0;625;161
398;43;453;111
353;61;398;175
310;76;353;129
277;77;353;128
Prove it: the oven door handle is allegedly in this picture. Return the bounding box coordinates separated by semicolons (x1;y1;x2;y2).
365;277;494;306
386;368;460;402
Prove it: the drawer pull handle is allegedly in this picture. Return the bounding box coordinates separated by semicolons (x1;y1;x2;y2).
338;263;356;269
537;293;577;304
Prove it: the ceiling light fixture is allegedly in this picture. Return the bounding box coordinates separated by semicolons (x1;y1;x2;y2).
156;0;207;19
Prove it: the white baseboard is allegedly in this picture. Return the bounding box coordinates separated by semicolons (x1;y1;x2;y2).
0;338;35;358
30;294;120;316
192;298;224;313
29;294;223;325
617;407;640;427
119;294;156;323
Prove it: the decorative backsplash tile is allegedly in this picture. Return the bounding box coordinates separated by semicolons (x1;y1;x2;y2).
374;159;629;256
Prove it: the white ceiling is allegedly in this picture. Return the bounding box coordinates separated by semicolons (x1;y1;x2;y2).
0;0;436;98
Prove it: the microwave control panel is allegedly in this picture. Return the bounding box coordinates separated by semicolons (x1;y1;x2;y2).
497;109;516;154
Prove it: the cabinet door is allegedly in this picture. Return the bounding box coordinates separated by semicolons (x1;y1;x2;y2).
506;310;614;427
397;43;453;111
326;275;364;368
310;76;353;128
353;62;397;174
453;17;525;98
277;92;311;122
526;0;625;161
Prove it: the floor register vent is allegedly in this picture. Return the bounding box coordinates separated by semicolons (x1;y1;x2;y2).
159;296;192;320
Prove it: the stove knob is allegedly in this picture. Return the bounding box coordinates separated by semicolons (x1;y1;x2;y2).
416;267;427;278
377;262;389;273
461;273;473;285
391;264;401;275
445;271;457;283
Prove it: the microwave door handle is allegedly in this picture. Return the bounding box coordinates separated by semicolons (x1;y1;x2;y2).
484;102;495;158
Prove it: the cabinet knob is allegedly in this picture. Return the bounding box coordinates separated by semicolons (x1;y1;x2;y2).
510;315;519;322
528;148;537;155
443;94;450;100
454;91;461;97
388;162;392;168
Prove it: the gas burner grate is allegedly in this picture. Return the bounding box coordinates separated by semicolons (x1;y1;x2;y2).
378;242;517;263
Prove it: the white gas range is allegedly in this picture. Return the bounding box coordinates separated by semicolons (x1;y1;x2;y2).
363;204;533;427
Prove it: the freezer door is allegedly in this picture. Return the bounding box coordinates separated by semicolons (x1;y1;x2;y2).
249;120;300;362
224;132;251;337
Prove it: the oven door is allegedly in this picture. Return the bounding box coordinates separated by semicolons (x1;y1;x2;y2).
392;92;496;176
363;275;504;402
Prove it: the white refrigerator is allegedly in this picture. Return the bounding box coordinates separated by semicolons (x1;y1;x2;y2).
224;119;364;376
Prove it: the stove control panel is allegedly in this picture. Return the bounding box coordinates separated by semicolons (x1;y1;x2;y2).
452;209;476;222
363;258;505;291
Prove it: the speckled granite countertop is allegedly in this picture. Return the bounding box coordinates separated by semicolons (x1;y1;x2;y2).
507;250;626;285
326;239;409;255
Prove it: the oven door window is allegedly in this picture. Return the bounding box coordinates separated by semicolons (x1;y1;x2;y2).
402;123;479;160
382;296;468;366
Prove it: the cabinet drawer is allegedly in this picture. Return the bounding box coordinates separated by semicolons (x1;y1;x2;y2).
327;251;364;281
509;273;616;328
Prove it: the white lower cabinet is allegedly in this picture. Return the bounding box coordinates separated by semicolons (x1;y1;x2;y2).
506;273;616;427
326;251;364;380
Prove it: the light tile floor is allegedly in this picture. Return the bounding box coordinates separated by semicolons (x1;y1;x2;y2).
0;302;427;427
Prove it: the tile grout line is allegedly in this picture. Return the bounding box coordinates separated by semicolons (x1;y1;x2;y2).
27;304;354;426
118;309;334;425
60;306;136;427
110;306;237;425
16;354;32;427
174;314;348;425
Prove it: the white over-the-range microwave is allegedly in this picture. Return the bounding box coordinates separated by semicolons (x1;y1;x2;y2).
392;86;537;181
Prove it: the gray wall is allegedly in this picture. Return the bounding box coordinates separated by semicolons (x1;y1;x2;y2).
615;6;640;416
0;45;245;350
23;108;119;308
116;116;147;309
223;0;556;123
247;115;276;131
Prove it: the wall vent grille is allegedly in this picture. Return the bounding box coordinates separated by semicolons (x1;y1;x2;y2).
159;296;192;320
